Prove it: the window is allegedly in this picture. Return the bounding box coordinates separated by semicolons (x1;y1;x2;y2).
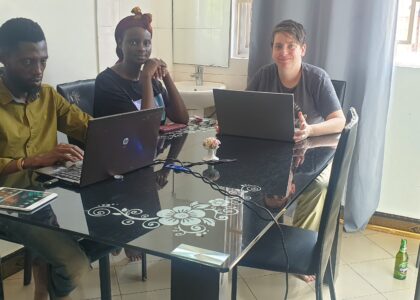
231;0;252;59
395;0;420;66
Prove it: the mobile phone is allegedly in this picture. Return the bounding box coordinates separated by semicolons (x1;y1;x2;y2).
0;187;58;212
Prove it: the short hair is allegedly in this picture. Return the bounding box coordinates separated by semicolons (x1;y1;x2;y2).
0;18;45;54
271;20;306;46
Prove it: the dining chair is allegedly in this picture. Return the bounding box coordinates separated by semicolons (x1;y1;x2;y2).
231;107;359;300
331;80;346;107
56;80;148;280
330;78;347;275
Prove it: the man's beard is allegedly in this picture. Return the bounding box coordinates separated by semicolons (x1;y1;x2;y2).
6;71;41;98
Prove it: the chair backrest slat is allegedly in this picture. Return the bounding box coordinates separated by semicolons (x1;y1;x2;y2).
315;107;358;279
331;79;346;108
56;79;95;149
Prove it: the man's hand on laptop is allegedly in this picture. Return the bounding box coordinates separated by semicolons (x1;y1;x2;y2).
293;112;312;143
24;143;84;168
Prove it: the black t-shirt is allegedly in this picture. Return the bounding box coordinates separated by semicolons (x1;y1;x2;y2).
93;68;168;123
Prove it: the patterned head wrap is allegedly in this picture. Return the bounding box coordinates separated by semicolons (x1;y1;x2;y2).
115;7;153;61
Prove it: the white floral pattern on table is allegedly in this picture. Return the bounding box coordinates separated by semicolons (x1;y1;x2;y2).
86;184;261;236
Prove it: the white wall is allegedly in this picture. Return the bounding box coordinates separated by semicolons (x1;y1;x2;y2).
0;0;98;87
379;66;420;219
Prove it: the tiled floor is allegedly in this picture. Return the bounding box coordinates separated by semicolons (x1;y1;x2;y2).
2;228;419;300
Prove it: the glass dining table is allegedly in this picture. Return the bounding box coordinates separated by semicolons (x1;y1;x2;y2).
0;127;338;300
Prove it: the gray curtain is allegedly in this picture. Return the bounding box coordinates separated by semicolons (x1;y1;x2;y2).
248;0;398;231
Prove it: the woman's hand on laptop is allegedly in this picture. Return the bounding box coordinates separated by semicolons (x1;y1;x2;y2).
24;143;84;168
293;112;312;142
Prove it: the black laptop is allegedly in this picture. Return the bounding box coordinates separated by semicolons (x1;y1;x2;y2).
36;108;163;187
213;89;295;142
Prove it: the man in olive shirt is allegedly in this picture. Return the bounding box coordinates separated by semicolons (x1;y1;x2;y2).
0;21;89;175
0;18;90;299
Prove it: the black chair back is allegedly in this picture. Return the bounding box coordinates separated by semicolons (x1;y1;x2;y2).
57;79;95;115
331;80;346;107
57;79;95;149
315;107;358;280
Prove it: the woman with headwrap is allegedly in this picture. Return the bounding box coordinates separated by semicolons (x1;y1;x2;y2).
93;7;188;125
93;7;188;261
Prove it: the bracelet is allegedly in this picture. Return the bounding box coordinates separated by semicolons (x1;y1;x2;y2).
16;158;25;171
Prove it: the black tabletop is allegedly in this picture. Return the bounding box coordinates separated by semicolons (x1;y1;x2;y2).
0;129;338;271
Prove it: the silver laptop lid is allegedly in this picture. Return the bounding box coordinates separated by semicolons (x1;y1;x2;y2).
213;89;295;142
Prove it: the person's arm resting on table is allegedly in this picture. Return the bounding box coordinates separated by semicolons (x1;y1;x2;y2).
294;110;345;142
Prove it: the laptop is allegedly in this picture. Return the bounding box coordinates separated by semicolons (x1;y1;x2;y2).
213;89;295;142
36;108;163;187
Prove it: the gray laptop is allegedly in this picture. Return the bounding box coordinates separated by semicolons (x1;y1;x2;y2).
36;108;163;187
213;89;295;142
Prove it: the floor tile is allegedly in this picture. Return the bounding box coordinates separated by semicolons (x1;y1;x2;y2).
341;235;393;263
238;266;276;279
3;278;35;300
314;285;386;300
116;259;171;294
237;277;257;300
121;289;170;300
350;258;416;293
342;230;364;239
244;272;315;300
308;264;379;299
366;232;420;255
382;288;415;300
343;293;387;300
4;268;120;300
362;229;380;236
4;269;24;280
72;266;120;299
109;250;166;266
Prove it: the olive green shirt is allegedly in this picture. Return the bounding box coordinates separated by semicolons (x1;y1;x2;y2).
0;79;91;174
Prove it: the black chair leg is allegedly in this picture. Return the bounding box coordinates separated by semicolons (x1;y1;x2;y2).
141;252;147;281
231;266;238;300
99;255;111;300
315;275;323;300
23;248;32;286
1;256;4;300
327;258;337;300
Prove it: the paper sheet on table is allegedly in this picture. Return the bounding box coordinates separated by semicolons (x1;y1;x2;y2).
171;244;229;266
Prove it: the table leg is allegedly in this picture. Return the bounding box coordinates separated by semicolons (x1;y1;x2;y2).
171;258;230;300
99;256;111;300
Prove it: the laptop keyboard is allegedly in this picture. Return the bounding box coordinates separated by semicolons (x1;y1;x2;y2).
55;165;82;182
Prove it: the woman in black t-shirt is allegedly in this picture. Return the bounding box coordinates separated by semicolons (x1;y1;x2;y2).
94;6;188;125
